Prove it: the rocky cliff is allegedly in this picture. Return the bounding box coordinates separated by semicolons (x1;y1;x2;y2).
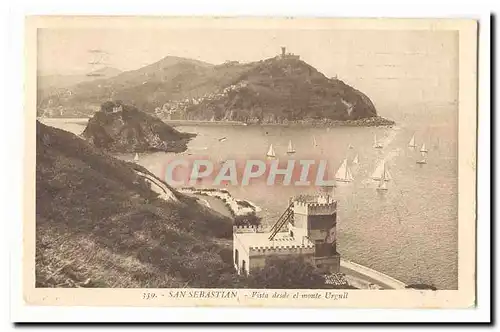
81;101;195;153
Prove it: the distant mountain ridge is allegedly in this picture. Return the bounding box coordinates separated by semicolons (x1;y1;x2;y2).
38;66;122;91
38;53;387;124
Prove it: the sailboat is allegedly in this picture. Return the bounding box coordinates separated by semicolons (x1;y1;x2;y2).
371;160;392;181
376;173;388;191
335;159;354;183
420;143;428;153
373;134;383;148
134;153;139;162
313;136;318;147
352;154;359;165
416;151;427;164
287;140;296;154
266;144;276;158
408;134;417;148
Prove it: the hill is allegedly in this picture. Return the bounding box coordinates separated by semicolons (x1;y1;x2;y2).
37;54;385;124
37;67;121;99
81;101;195;153
36;121;238;288
185;57;377;123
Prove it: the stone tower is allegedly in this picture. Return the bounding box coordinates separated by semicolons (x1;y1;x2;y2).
288;194;341;273
281;46;286;57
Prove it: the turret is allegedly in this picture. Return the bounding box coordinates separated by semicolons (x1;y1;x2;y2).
289;194;340;273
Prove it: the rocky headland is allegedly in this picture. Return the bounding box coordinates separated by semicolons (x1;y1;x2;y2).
81;101;196;153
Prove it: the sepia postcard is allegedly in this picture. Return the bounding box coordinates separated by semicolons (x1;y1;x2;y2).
23;16;478;310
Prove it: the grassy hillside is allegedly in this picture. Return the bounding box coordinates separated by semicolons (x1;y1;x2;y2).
36;121;237;288
37;55;379;122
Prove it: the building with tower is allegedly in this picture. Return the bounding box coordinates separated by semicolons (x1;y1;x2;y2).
233;192;340;275
278;46;300;60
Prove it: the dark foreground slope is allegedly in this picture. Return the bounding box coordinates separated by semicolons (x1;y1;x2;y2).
36;121;236;288
81;101;195;153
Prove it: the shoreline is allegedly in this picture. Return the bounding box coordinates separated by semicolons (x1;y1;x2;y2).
179;187;261;217
38;116;396;128
340;259;407;290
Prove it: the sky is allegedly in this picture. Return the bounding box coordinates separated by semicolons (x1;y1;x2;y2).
37;28;458;118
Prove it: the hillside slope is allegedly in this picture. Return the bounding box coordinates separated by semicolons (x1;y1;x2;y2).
36;121;237;288
38;55;381;123
186;57;377;122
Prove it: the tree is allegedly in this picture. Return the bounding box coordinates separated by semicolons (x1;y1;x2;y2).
245;256;326;289
100;101;116;113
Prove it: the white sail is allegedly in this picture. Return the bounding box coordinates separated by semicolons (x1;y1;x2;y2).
134;153;139;162
313;136;317;147
287;140;295;154
420;143;428;153
372;160;392;181
352;154;359;165
373;134;383;148
335;159;354;182
408;135;416;148
346;167;354;181
267;144;276;157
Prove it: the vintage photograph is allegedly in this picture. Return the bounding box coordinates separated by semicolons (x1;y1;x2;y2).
25;17;477;307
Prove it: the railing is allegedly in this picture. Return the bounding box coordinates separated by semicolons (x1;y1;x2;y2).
268;202;294;241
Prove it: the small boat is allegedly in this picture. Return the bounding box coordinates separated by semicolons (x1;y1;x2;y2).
376;176;388;191
372;160;392;181
335;158;354;183
313;136;318;147
416;151;427;164
373;134;383;148
408;134;417;148
218;137;227;142
348;143;354;149
266;144;276;158
287;140;296;154
134;153;139;162
352;154;359;165
420;143;428;153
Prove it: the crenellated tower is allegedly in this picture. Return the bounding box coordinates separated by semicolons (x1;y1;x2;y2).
233;192;340;275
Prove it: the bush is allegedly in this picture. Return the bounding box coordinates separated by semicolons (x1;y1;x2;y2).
100;101;116;113
245;256;326;289
405;284;437;291
233;213;261;227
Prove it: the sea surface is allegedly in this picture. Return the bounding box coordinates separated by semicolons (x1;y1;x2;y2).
40;106;458;289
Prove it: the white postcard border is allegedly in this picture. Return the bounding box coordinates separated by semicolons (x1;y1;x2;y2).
7;0;492;318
